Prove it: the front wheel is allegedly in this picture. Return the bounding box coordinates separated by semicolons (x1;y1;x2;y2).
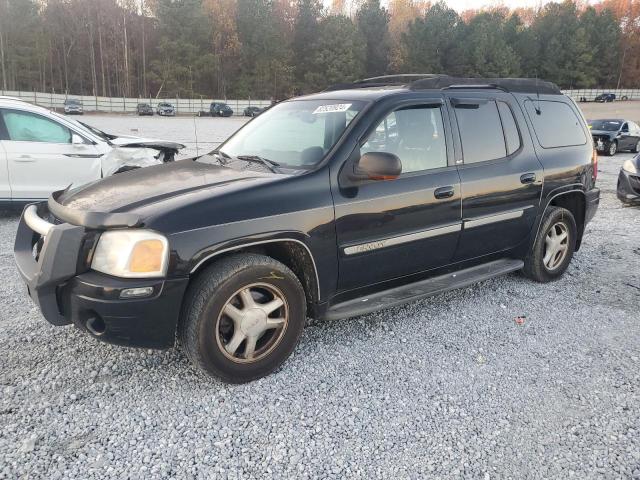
179;254;306;383
523;206;577;282
632;140;640;154
605;141;617;156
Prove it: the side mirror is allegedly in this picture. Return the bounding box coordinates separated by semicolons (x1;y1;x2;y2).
71;133;84;145
350;152;402;181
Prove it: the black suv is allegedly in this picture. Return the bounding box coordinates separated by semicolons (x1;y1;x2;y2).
136;103;154;116
14;75;600;383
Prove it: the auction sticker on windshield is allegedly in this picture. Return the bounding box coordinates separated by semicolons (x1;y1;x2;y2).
313;103;352;114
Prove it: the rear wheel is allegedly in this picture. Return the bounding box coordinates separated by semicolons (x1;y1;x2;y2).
523;206;577;282
179;254;306;383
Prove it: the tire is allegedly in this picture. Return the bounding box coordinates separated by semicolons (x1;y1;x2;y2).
605;140;617;156
523;206;577;283
178;254;306;383
632;140;640;154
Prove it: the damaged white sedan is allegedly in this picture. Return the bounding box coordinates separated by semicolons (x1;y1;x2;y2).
0;97;184;205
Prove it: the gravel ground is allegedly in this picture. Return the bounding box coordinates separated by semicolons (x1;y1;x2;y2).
1;114;640;479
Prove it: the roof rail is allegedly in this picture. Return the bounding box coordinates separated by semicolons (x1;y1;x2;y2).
324;75;562;95
324;73;446;91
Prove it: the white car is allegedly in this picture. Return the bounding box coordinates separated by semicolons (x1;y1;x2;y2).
0;97;185;205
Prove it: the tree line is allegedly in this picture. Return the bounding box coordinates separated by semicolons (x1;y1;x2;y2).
0;0;638;100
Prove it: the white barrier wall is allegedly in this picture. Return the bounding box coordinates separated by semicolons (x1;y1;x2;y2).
1;88;639;114
0;91;272;115
563;88;640;101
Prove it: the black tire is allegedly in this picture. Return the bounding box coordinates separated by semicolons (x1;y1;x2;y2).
605;140;617;156
632;140;640;154
523;206;577;283
178;254;306;383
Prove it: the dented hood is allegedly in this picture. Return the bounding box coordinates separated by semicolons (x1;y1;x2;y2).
109;135;185;151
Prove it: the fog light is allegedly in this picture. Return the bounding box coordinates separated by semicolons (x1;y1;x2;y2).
120;286;154;299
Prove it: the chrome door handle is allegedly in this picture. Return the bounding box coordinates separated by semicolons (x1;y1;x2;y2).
434;186;455;199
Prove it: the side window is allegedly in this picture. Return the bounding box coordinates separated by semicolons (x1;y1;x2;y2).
497;102;521;156
3;110;71;143
454;100;506;163
621;123;629;133
361;106;447;174
524;100;586;148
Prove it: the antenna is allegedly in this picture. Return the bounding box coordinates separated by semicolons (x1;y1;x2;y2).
534;74;542;115
193;114;199;156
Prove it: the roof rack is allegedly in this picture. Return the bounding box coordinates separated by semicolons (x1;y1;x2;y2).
324;75;561;95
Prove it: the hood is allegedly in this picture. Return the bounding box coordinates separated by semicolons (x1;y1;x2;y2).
58;159;277;214
110;136;185;150
590;130;616;136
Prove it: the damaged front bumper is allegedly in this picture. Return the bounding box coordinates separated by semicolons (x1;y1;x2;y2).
13;193;188;348
617;168;640;204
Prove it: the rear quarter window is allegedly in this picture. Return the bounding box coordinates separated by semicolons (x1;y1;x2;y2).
524;99;586;148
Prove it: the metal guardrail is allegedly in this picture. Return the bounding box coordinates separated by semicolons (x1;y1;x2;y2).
2;88;639;114
0;90;272;116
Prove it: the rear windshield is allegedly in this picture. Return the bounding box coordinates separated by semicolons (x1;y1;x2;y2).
524;100;586;148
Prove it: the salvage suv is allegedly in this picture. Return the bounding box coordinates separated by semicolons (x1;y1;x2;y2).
15;75;600;383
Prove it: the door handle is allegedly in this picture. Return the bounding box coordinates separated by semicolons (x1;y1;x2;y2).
15;155;35;163
434;186;455;199
520;173;536;184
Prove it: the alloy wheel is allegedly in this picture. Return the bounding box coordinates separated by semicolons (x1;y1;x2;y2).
215;283;289;363
609;142;617;155
543;222;569;271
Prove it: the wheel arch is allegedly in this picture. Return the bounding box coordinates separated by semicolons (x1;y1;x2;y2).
543;189;587;251
188;238;321;308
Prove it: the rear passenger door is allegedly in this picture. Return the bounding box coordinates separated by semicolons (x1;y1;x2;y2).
446;92;544;261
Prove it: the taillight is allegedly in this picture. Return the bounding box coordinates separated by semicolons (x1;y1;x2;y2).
592;147;598;182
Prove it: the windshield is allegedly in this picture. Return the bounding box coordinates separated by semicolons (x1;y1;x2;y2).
65;100;80;105
589;120;621;131
217;99;365;168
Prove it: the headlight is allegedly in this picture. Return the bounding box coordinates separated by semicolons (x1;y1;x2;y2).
91;230;169;278
622;159;638;174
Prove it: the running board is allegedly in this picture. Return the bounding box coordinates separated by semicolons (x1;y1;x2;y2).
325;259;524;321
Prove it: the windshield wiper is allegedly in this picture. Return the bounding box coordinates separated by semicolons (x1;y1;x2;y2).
235;155;280;173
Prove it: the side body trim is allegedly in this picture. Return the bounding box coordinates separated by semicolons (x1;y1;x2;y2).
343;223;462;256
189;238;322;299
463;208;529;229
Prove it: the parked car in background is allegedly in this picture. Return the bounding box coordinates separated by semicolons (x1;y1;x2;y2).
589;119;640;156
0;97;184;205
617;155;640;204
594;93;616;102
243;106;265;117
13;75;600;383
63;99;83;115
157;103;176;116
198;102;234;117
137;103;154;116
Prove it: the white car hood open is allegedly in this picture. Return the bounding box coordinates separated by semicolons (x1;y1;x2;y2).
100;137;186;177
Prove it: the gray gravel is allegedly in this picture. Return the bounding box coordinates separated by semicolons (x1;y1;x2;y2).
1;120;640;478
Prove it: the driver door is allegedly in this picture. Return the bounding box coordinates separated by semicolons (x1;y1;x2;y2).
0;108;102;200
333;98;462;291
